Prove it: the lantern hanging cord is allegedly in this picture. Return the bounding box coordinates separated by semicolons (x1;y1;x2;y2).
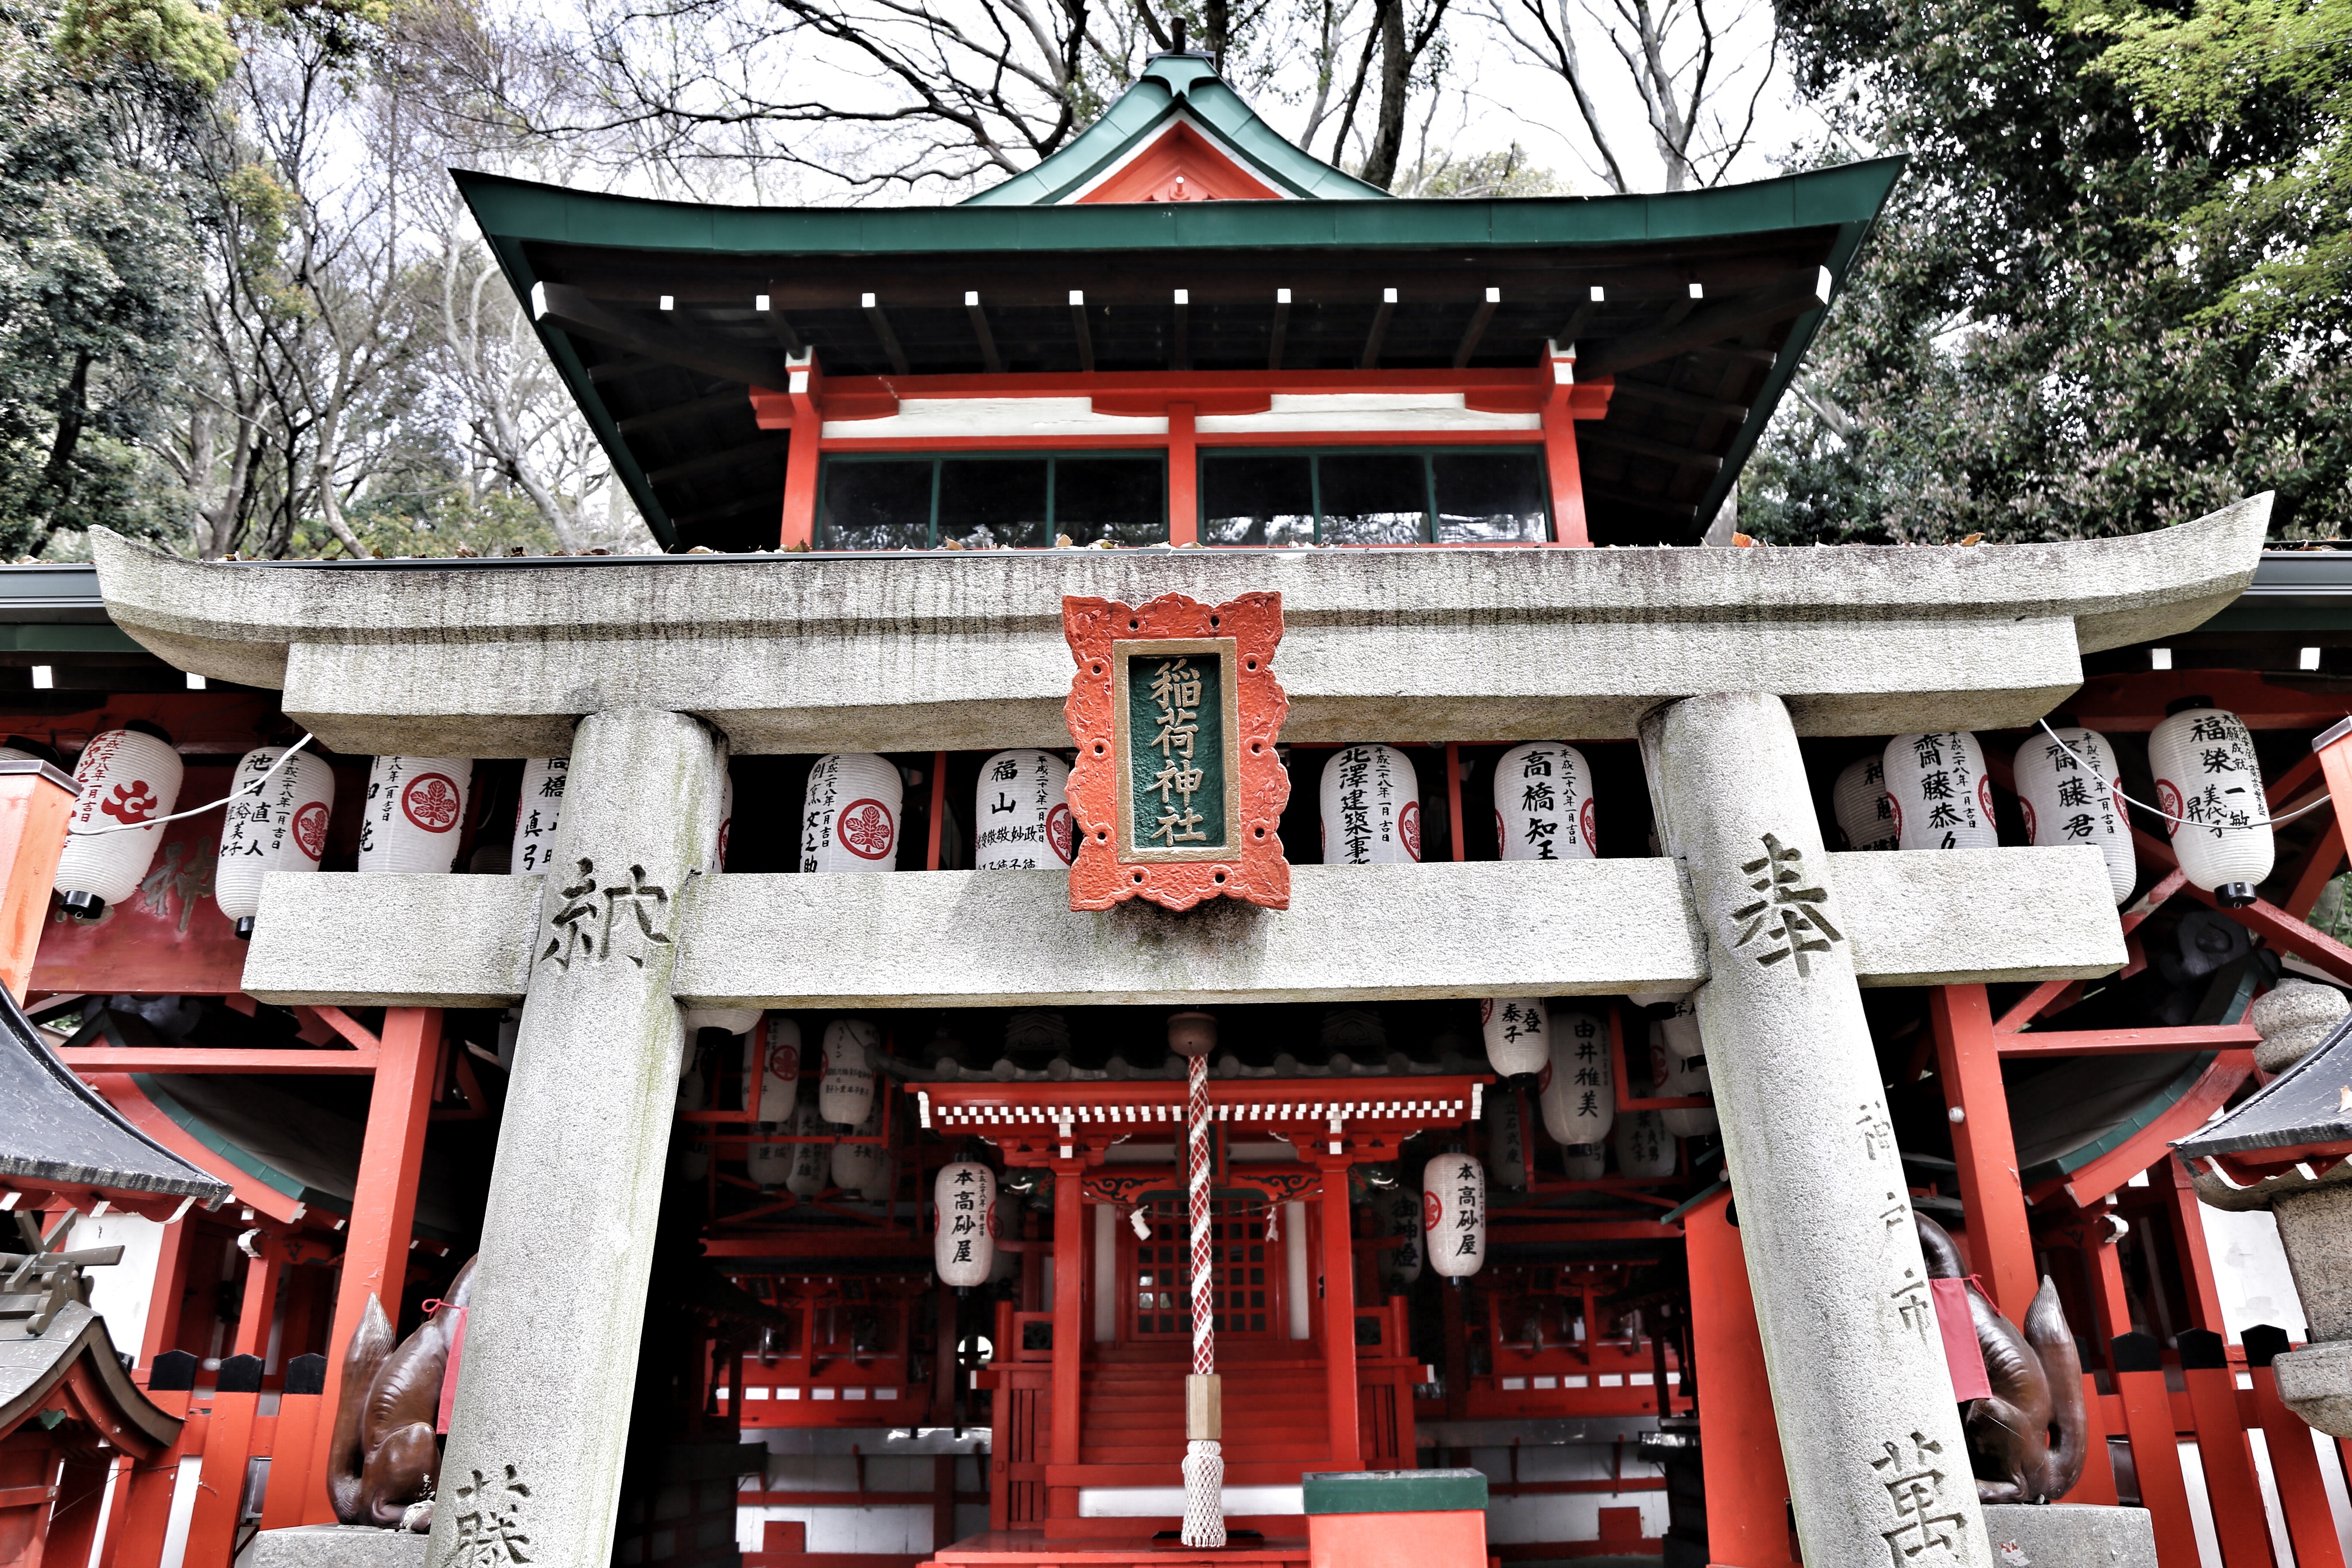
68;733;319;834
2035;720;2331;829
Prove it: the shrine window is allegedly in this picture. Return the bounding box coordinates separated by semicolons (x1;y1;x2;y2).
817;453;1167;549
1200;447;1551;546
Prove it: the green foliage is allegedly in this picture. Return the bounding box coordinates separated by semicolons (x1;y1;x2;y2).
329;476;566;559
0;2;206;557
1745;0;2352;543
56;0;237;91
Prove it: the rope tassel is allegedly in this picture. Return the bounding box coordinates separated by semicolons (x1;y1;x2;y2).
1172;1014;1225;1549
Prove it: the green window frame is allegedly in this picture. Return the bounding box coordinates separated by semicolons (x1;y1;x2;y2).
816;451;1170;550
1197;446;1553;547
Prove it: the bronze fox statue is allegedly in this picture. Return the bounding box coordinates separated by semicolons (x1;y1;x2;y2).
328;1256;476;1529
1916;1216;2089;1503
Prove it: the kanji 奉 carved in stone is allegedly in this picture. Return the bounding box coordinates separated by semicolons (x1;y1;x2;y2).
329;1256;477;1529
1916;1216;2089;1503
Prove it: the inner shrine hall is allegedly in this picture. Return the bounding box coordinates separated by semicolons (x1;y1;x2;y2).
9;42;2352;1568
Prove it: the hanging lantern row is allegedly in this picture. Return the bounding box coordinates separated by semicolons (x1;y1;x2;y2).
1848;706;2275;908
804;752;903;872
1537;1007;1614;1150
1480;997;1549;1077
358;756;472;873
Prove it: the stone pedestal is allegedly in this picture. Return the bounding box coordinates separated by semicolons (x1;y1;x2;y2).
248;1525;429;1568
426;709;728;1568
1980;1504;2157;1568
1642;692;1989;1568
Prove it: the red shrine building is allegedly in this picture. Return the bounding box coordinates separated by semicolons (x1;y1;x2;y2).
6;43;2352;1568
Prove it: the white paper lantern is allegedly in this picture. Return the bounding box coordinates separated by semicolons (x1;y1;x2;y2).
356;756;473;873
1614;1109;1675;1179
1832;756;1899;852
683;1007;763;1038
783;1103;829;1197
819;1017;880;1126
746;1139;794;1190
1494;742;1596;861
802;753;902;873
832;1105;891;1199
1561;1146;1606;1182
1537;1008;1614;1148
1650;1002;1717;1139
2149;701;2274;905
934;1161;998;1288
975;749;1075;870
744;1016;800;1128
1882;732;1998;851
1321;745;1421;865
55;726;184;918
1484;1087;1530;1191
214;746;335;936
1480;997;1550;1077
511;757;567;874
1422;1152;1485;1280
2013;726;2136;905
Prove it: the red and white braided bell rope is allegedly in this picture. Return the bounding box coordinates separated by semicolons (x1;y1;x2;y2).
1181;1047;1225;1548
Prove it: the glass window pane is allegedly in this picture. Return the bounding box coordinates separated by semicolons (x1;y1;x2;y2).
1202;454;1314;546
1317;453;1428;544
1433;451;1550;544
1055;458;1165;545
938;458;1048;548
819;460;931;549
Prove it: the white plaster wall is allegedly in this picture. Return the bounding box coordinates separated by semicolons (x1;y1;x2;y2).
2201;1205;2308;1341
1462;1443;1668;1547
65;1213;167;1365
733;1505;935;1555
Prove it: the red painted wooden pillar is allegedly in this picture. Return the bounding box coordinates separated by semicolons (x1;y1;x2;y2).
1316;1158;1360;1468
774;351;824;550
2179;1332;2275;1568
137;1222;196;1375
232;1249;279;1361
2312;718;2352;872
2070;1370;2121;1506
40;1449;115;1568
2245;1329;2345;1568
98;1379;189;1568
0;761;72;998
1930;985;2039;1321
187;1358;263;1568
1683;1189;1799;1568
303;1008;440;1523
1166;403;1198;546
1047;1160;1084;1520
1539;352;1590;549
2165;1159;2228;1332
2114;1337;2204;1568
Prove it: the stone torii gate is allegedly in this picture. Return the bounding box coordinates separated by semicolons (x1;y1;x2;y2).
90;493;2267;1568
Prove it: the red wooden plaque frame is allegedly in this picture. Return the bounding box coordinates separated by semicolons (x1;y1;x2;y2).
1063;591;1289;910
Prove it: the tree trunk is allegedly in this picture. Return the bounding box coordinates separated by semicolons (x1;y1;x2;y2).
1360;0;1408;188
37;352;94;511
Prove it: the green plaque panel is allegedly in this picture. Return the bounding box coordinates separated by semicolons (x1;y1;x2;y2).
1109;638;1240;862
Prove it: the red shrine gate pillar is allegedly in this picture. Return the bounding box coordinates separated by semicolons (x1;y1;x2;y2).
1315;1155;1362;1469
0;758;73;997
1048;1158;1087;1521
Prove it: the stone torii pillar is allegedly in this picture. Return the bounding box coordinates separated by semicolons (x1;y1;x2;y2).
1645;691;1986;1568
425;708;727;1568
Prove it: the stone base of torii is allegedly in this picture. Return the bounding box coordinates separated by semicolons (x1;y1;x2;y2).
83;493;2272;1568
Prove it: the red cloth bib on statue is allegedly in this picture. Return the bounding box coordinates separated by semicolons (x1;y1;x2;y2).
1930;1277;1993;1402
437;1305;469;1434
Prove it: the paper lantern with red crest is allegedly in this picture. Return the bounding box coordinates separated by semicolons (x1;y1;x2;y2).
744;1015;799;1128
934;1161;998;1289
803;753;902;873
1320;744;1420;864
54;723;184;920
1881;732;1997;851
976;749;1075;869
216;744;337;937
356;756;473;873
1494;742;1595;861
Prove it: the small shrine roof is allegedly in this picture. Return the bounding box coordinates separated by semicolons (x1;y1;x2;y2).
2174;1013;2352;1167
963;52;1391;206
0;988;230;1208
